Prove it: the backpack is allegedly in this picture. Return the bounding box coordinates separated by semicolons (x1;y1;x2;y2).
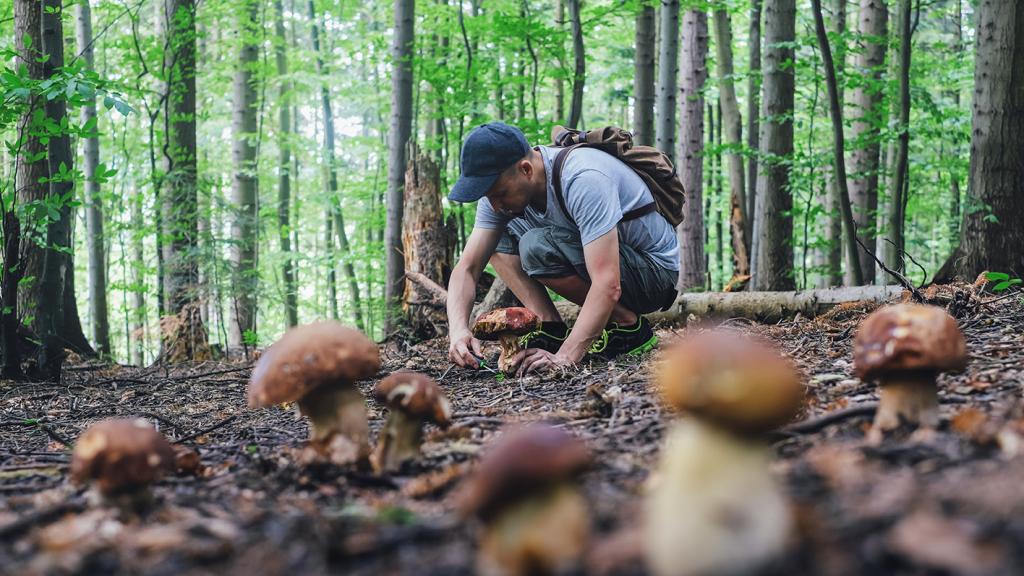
550;125;686;229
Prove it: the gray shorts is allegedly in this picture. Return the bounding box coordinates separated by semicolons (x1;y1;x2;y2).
496;226;678;314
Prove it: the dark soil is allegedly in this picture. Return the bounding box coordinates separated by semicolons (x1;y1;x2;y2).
2;287;1023;575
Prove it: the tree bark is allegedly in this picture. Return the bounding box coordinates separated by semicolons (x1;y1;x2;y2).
677;9;708;291
75;0;110;356
746;0;762;246
820;0;846;287
953;0;1024;279
229;0;259;349
751;0;796;291
633;2;656;146
274;0;298;329
711;8;750;277
811;0;862;286
885;0;912;272
566;0;585;129
656;0;680;164
384;0;414;334
555;0;565;124
846;0;887;285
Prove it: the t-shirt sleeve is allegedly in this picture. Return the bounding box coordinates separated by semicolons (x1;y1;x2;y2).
563;169;622;245
473;197;512;230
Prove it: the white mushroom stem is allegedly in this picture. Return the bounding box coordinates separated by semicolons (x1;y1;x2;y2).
297;385;370;456
497;334;523;373
373;411;424;473
871;372;939;437
645;419;790;576
477;484;590;576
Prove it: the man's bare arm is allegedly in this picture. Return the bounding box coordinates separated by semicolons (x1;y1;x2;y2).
447;227;503;367
559;228;622;362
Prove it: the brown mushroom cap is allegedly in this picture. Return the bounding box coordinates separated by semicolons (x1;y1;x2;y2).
70;418;176;495
459;424;590;521
373;371;452;427
471;307;542;341
247;321;380;408
854;303;967;381
656;331;805;433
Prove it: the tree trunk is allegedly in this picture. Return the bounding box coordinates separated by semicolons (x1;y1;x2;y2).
555;0;565;124
711;8;750;277
75;0;110;356
746;0;762;246
953;0;1024;279
402;147;453;338
820;0;847;287
633;2;656;146
751;0;796;291
229;0;259;349
846;0;887;285
566;0;585;129
656;0;680;164
132;189;147;366
384;0;414;334
677;9;708;291
811;0;863;286
309;0;364;330
274;0;298;329
885;0;912;272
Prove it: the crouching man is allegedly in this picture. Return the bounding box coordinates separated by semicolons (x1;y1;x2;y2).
446;122;679;375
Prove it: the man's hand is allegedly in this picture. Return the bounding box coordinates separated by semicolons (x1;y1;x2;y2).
512;348;575;376
449;330;484;368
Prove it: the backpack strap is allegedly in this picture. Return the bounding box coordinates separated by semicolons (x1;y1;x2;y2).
552;146;657;227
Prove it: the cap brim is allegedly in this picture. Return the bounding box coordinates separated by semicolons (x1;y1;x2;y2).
448;173;499;203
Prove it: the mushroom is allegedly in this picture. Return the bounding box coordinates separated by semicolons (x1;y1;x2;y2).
854;303;967;442
371;371;452;473
70;418;176;512
646;330;804;576
247;321;380;465
471;307;542;373
459;424;591;576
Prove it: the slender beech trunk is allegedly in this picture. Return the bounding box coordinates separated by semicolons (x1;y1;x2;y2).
746;0;762;257
566;0;585;129
751;0;796;291
76;0;110;355
132;188;147;366
656;0;680;163
230;0;259;348
274;0;298;328
384;0;414;334
677;9;708;291
947;0;963;243
633;2;656;145
555;0;565;123
885;0;912;271
820;0;846;287
711;8;750;277
811;0;862;285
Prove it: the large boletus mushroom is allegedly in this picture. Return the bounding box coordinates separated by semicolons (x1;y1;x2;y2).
854;303;967;442
71;418;176;512
646;330;804;576
472;307;542;373
459;424;591;576
371;371;452;473
248;321;380;464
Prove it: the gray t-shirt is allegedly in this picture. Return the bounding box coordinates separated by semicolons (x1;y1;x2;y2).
474;145;680;271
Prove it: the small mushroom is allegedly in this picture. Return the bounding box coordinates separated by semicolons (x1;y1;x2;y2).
70;418;176;512
854;303;967;442
646;331;804;576
459;424;591;576
371;371;452;473
247;321;380;465
471;307;542;373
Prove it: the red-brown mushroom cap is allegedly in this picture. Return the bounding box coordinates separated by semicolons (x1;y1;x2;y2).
373;371;452;427
854;303;967;381
459;424;591;521
656;331;805;434
471;307;542;341
70;418;176;495
247;321;380;408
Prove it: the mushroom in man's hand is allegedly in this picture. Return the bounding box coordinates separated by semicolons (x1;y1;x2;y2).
371;371;452;473
471;307;542;373
248;321;380;465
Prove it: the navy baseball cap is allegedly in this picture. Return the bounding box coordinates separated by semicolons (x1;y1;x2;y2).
448;122;531;203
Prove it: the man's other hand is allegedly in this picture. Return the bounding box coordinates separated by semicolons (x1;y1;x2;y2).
449;330;484;368
513;348;575;376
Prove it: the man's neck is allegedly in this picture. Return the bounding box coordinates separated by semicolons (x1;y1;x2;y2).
528;148;547;212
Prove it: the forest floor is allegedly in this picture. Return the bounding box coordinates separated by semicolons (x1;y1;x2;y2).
2;284;1023;575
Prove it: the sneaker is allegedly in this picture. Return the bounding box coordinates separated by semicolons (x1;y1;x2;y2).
588;316;658;360
519;321;570;354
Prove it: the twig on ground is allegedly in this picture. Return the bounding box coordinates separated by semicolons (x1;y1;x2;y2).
173;415;239;444
854;237;922;301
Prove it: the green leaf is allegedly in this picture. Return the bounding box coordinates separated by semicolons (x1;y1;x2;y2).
113;100;134;116
985;272;1010;281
